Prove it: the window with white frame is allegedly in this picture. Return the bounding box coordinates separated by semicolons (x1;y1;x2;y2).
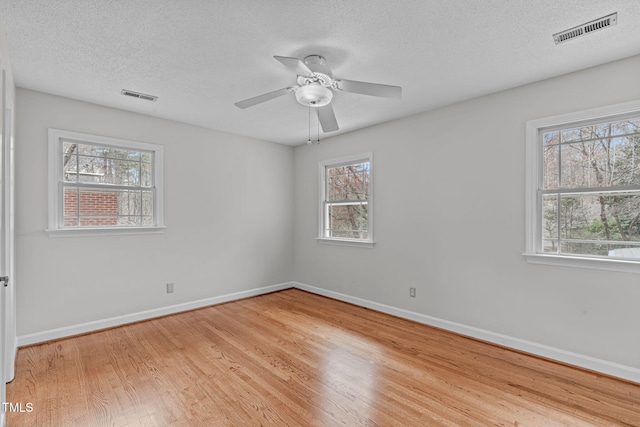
48;129;164;235
318;153;373;247
525;101;640;272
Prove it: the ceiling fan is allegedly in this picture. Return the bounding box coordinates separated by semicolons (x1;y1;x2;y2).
234;54;402;133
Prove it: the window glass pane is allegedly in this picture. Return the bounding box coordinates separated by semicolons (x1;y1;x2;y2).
558;193;640;242
327;174;346;201
561;124;613;142
67;143;152;187
141;161;153;187
117;190;154;217
611;136;640;186
543;145;558;190
62;141;77;153
117;190;142;216
76;155;106;183
560;127;581;143
63;153;78;182
76;143;103;157
75;143;141;161
611;118;640;136
542;195;558;241
63;187;154;228
74;155;147;187
542;239;557;254
557;195;590;240
560;137;640;188
142;191;153;216
560;142;598;188
582;124;610;140
62;142;79;183
327;203;368;240
77;188;119;217
63;187;78;219
345;169;364;199
327;162;369;201
543;131;559;146
109;148;141;161
327;165;343;178
109;158;142;186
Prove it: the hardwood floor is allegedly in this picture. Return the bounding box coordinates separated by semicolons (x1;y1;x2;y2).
6;289;640;426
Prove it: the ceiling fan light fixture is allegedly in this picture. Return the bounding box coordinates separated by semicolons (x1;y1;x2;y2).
295;84;333;107
235;54;402;135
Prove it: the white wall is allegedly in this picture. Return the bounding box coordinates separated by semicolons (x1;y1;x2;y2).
15;89;294;336
293;55;640;370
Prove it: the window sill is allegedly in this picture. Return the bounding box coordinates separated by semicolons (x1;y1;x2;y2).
316;237;375;248
46;226;166;238
523;252;640;274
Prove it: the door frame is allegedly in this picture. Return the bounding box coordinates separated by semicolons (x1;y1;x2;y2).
3;68;16;383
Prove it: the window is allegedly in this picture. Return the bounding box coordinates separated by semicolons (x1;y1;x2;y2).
525;100;640;272
318;153;373;247
47;129;164;236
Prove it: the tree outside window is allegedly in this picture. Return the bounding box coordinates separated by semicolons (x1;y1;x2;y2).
541;117;640;259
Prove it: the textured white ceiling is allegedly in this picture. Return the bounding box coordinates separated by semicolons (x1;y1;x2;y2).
1;1;639;145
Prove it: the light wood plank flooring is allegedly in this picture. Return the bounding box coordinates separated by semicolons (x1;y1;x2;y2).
6;289;640;426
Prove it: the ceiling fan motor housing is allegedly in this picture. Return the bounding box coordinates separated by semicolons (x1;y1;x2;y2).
294;55;334;107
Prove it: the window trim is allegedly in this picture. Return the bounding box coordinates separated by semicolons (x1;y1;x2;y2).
317;152;374;248
47;128;165;237
524;99;640;272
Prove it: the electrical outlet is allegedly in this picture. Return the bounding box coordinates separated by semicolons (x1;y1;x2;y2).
409;287;416;297
166;283;174;293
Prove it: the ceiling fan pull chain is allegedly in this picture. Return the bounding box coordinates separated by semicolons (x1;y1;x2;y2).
307;104;312;145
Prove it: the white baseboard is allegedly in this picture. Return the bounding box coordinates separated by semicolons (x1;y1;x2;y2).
17;282;294;347
293;282;640;384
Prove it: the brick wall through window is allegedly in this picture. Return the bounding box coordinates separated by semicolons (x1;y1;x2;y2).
64;189;119;226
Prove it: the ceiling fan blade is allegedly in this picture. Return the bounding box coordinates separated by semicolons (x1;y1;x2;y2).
274;56;314;77
316;104;339;133
234;86;296;109
333;79;402;99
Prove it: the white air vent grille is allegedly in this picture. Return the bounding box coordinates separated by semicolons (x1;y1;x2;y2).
553;12;617;45
121;89;158;102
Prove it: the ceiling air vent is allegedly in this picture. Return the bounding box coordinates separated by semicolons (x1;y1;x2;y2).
121;89;158;102
553;12;617;45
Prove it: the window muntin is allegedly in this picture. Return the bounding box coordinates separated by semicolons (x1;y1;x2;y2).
48;129;164;234
319;154;373;244
540;114;640;260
